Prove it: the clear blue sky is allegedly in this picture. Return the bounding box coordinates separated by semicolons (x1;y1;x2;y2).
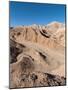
9;1;66;27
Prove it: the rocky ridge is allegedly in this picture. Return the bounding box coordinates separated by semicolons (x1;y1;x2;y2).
10;22;66;88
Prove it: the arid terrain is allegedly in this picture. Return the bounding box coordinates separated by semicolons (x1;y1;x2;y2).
9;22;66;88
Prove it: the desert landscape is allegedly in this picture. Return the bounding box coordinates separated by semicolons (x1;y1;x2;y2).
9;21;66;88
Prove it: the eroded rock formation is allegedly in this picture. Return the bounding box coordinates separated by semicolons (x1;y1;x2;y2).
10;22;66;88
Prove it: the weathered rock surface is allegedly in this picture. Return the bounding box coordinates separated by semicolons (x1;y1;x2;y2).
10;22;66;88
10;71;66;88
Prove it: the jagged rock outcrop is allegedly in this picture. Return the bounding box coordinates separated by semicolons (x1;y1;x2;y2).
10;61;66;88
10;22;65;52
10;71;66;88
10;22;66;88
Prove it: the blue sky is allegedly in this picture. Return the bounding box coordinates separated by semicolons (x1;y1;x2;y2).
10;1;66;27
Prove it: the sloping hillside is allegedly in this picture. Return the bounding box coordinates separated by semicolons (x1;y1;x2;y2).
10;22;66;88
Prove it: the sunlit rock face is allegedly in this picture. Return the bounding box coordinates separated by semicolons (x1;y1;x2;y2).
10;22;66;88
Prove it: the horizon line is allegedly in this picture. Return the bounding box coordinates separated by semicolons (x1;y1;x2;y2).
10;21;65;27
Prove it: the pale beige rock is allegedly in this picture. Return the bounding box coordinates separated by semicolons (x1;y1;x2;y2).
10;22;66;88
